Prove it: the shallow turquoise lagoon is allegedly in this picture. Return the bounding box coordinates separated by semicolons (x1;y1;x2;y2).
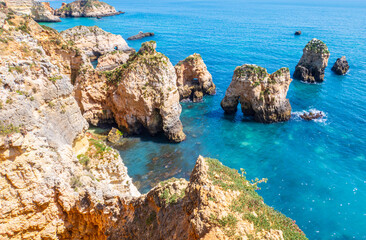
44;0;366;239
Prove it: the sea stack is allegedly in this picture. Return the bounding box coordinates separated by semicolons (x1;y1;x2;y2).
331;56;349;75
221;65;292;123
293;38;330;83
175;53;216;102
75;41;186;142
108;41;186;142
55;0;121;18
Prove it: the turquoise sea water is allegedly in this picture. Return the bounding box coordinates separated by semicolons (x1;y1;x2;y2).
43;0;366;239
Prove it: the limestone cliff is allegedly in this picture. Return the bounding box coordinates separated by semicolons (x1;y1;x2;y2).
67;156;308;240
4;0;61;22
293;38;330;83
175;53;216;102
0;12;138;239
55;0;121;18
75;41;186;142
96;49;135;71
221;65;292;123
61;25;131;60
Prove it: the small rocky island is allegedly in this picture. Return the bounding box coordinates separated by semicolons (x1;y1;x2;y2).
331;56;349;75
55;0;121;18
293;38;330;83
221;65;292;123
127;31;155;40
175;53;216;102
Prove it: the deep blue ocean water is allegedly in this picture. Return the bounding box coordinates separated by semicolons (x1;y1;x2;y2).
43;0;366;239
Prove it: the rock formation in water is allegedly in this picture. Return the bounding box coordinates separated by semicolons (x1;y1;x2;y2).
96;49;135;71
61;25;131;60
55;0;121;18
127;31;155;40
175;53;216;102
75;41;186;142
106;41;186;142
293;38;330;83
331;56;349;75
3;0;61;22
221;65;292;123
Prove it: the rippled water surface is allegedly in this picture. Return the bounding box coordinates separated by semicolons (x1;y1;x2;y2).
43;0;366;239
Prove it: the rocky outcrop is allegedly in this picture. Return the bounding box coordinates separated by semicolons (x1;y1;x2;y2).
4;0;61;22
103;156;308;240
127;31;155;40
55;0;121;18
293;38;330;83
300;111;324;121
175;53;216;102
0;13;138;239
221;65;292;123
96;49;135;71
331;56;349;75
61;25;131;59
107;127;123;143
75;41;186;142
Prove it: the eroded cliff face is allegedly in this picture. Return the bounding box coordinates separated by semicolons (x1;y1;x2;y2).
4;0;61;22
96;49;135;71
0;13;138;239
175;53;216;102
293;38;330;83
221;65;292;123
55;0;120;18
61;25;131;60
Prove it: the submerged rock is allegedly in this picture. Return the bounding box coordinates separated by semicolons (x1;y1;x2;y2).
60;25;132;59
293;38;330;83
107;127;123;143
175;53;216;102
221;65;292;123
300;111;324;121
295;30;302;35
127;31;155;40
331;56;349;75
55;0;121;18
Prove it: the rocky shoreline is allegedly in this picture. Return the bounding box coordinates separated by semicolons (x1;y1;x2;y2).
0;3;316;239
